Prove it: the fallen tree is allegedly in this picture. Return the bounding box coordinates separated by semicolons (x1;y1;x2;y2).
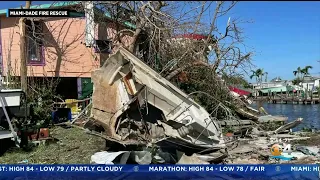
74;1;256;120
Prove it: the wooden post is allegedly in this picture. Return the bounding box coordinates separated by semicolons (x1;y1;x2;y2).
306;84;308;100
272;91;274;99
292;90;294;103
20;1;31;94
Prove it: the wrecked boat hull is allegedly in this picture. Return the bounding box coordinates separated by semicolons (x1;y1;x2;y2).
91;47;225;153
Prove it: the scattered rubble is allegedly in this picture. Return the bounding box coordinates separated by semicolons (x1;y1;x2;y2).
177;153;210;164
90;47;224;154
82;47;320;165
4;47;314;165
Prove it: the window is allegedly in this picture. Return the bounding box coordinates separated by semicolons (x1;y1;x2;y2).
25;20;44;66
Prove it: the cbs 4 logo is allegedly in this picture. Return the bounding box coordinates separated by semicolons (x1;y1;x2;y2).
270;143;292;156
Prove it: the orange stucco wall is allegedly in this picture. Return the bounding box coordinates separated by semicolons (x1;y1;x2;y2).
0;16;132;78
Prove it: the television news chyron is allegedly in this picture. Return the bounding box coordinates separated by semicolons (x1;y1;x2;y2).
7;9;71;17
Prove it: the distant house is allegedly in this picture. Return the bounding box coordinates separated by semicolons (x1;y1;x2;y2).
251;75;320;97
0;2;137;99
252;77;289;89
301;75;320;92
251;77;304;96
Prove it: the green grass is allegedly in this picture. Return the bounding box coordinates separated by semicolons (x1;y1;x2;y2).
0;126;106;164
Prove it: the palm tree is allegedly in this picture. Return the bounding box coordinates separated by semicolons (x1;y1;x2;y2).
300;65;313;86
255;68;264;84
301;66;312;94
250;70;258;96
250;68;265;95
250;69;263;83
301;65;313;77
300;65;313;98
293;67;302;80
250;70;258;84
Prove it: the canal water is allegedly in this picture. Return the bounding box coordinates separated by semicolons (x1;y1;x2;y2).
252;103;320;131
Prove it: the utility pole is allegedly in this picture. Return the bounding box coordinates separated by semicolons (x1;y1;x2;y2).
19;1;31;93
84;1;94;47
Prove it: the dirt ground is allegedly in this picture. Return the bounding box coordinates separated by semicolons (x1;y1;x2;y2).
0;126;106;164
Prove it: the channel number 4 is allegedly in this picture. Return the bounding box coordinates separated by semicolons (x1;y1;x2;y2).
282;143;292;155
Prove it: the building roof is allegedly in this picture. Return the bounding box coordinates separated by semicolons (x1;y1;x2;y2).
0;2;136;29
302;75;320;82
260;85;294;93
270;77;283;82
228;86;252;96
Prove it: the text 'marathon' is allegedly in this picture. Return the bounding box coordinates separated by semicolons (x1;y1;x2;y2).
1;165;320;180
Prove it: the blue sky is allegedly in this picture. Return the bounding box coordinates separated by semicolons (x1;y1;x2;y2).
1;1;319;82
231;2;320;82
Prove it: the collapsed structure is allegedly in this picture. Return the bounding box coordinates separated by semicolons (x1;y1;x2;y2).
91;47;225;153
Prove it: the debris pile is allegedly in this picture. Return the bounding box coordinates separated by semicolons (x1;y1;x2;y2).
90;47;224;153
71;47;318;164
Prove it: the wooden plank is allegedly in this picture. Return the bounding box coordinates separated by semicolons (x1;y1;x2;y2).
54;98;91;105
219;120;253;126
